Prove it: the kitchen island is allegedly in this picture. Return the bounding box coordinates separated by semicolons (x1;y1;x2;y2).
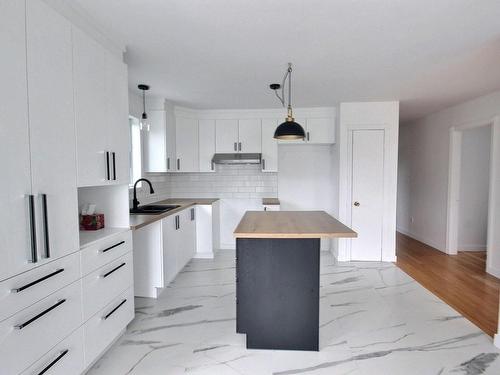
233;211;357;351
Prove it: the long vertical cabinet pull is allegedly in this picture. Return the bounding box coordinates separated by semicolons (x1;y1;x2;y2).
41;194;50;258
190;208;195;221
28;195;37;263
105;151;110;180
306;132;310;141
112;152;116;180
167;158;170;170
177;158;180;171
234;142;237;151
238;142;242;151
262;159;266;171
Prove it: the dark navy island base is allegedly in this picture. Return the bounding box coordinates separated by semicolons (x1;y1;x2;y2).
236;238;320;351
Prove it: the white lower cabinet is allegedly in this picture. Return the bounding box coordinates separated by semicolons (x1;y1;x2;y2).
194;205;214;259
21;327;84;375
83;287;134;368
0;280;83;375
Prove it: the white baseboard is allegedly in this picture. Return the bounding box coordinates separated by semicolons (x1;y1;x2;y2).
396;228;446;253
494;333;500;348
487;265;500;279
458;244;487;251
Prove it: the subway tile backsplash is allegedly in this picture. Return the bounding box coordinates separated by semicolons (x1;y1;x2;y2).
131;164;277;204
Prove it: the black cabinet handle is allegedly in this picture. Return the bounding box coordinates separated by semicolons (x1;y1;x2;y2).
37;349;69;375
15;299;66;330
28;194;37;264
100;241;125;253
262;159;266;170
11;268;64;293
306;132;310;141
112;152;116;180
177;158;180;170
167;157;170;170
211;161;214;171
41;194;50;258
101;262;126;278
102;299;127;320
233;142;237;151
190;208;195;221
105;151;110;180
238;142;242;151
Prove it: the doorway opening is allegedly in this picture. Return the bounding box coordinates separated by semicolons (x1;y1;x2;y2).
446;118;498;277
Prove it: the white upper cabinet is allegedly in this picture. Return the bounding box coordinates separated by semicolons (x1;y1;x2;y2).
73;27;108;187
238;119;262;153
199;119;216;172
73;26;129;186
26;0;79;261
215;119;239;153
261;119;279;172
306;118;335;144
105;51;129;184
176;117;199;172
144;110;167;172
0;0;34;281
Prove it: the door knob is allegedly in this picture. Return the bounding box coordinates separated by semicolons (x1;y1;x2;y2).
353;201;360;207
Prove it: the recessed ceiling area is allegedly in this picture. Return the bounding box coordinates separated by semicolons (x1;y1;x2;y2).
71;0;500;122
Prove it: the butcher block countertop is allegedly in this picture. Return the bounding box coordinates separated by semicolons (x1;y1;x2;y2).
234;211;357;239
130;198;219;230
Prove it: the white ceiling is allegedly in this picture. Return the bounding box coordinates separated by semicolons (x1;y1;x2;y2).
71;0;500;122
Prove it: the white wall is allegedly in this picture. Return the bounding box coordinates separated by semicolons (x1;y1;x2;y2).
458;125;491;251
338;101;400;261
397;90;500;252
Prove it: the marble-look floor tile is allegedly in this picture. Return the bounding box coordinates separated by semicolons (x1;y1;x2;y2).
88;250;500;375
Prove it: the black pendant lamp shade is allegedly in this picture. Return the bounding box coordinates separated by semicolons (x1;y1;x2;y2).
270;63;305;140
274;111;306;140
138;84;150;120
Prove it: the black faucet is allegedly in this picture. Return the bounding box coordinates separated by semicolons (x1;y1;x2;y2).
132;178;155;210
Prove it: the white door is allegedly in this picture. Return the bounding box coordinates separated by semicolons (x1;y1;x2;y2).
350;130;385;261
199;119;216;172
0;0;34;281
176;117;199;172
105;51;130;184
27;0;79;261
215;119;238;153
72;26;108;187
261;119;279;172
307;118;335;144
238;119;261;153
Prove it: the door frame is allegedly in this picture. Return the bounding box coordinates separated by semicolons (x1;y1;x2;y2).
446;116;499;276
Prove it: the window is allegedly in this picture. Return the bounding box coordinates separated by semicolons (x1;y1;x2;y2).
129;116;142;186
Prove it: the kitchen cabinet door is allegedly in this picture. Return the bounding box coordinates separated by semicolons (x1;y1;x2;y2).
182;208;197;266
106;51;130;184
176;117;199;172
216;119;239;153
0;0;34;281
261;119;279;172
26;0;79;261
72;26;108;187
199;119;216;172
306;118;335;144
238;119;261;153
162;215;179;285
144;110;167;172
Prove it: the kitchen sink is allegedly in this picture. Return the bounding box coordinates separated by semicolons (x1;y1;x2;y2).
130;204;180;215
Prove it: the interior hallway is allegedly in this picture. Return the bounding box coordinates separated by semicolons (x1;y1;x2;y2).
396;232;500;337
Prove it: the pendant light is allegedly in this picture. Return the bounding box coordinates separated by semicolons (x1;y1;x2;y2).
138;84;150;131
270;63;305;140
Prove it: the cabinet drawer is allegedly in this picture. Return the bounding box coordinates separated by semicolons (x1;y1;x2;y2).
0;252;80;322
81;230;132;276
82;252;133;321
0;280;82;375
84;287;134;367
21;326;84;375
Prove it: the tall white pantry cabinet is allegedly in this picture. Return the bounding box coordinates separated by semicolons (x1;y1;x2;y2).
0;1;133;374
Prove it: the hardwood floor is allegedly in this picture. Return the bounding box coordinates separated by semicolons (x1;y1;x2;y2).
395;232;500;337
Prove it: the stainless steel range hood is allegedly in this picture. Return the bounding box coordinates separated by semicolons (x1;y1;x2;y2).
212;153;262;165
